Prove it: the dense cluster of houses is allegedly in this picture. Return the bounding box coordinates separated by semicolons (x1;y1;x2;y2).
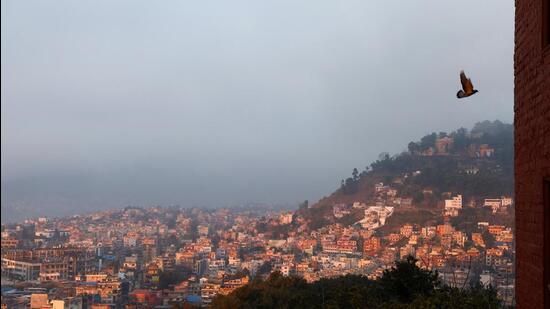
1;172;514;307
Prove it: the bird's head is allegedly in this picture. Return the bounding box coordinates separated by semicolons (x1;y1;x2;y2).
473;90;479;94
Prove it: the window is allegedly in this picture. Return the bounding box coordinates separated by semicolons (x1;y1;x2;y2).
545;179;550;309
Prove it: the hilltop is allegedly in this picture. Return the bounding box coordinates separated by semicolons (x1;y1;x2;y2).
269;120;514;236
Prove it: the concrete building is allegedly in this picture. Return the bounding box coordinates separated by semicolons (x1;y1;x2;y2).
1;258;41;281
444;195;462;217
435;137;453;154
30;294;49;309
50;298;83;309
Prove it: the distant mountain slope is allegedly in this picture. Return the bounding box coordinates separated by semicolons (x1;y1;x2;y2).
295;120;513;233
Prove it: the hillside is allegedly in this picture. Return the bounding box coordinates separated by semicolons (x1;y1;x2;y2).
292;120;513;234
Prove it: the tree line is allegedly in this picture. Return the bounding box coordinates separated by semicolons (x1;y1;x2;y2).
211;256;502;309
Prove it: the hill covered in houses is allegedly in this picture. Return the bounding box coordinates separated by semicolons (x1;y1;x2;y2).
258;120;513;238
219;120;515;307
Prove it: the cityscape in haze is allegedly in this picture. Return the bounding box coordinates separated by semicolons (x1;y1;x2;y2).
1;1;520;308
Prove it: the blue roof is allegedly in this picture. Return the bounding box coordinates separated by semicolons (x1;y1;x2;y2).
186;295;202;303
1;286;17;294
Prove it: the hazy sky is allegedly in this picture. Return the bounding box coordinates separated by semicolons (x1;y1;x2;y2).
1;0;514;221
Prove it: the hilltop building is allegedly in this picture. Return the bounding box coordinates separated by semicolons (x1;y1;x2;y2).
444;195;463;217
435;137;453;154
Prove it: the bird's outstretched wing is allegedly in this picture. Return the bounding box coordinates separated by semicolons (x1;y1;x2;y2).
460;70;474;94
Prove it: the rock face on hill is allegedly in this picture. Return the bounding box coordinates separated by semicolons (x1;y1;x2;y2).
291;120;513;235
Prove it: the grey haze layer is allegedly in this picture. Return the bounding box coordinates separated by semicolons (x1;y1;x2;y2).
1;1;513;222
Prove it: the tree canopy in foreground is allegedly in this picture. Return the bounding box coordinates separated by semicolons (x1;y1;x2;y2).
211;256;501;309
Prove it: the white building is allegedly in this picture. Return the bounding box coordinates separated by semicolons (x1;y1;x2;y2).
333;204;350;218
356;206;394;229
444;195;462;217
280;264;292;276
1;258;41;281
501;197;513;207
484;197;512;214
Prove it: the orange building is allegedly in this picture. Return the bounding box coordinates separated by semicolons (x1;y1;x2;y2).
363;237;381;256
128;289;158;306
471;233;485;248
436;224;453;236
487;225;505;235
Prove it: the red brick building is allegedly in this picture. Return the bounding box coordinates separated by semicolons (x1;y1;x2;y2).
514;0;550;307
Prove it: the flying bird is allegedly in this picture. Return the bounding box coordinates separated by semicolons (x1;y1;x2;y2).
456;70;478;98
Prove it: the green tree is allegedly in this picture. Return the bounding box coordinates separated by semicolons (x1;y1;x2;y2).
451;127;470;152
378;256;440;303
158;266;190;289
408;141;420;154
211;256;500;309
482;230;496;248
342;177;358;195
